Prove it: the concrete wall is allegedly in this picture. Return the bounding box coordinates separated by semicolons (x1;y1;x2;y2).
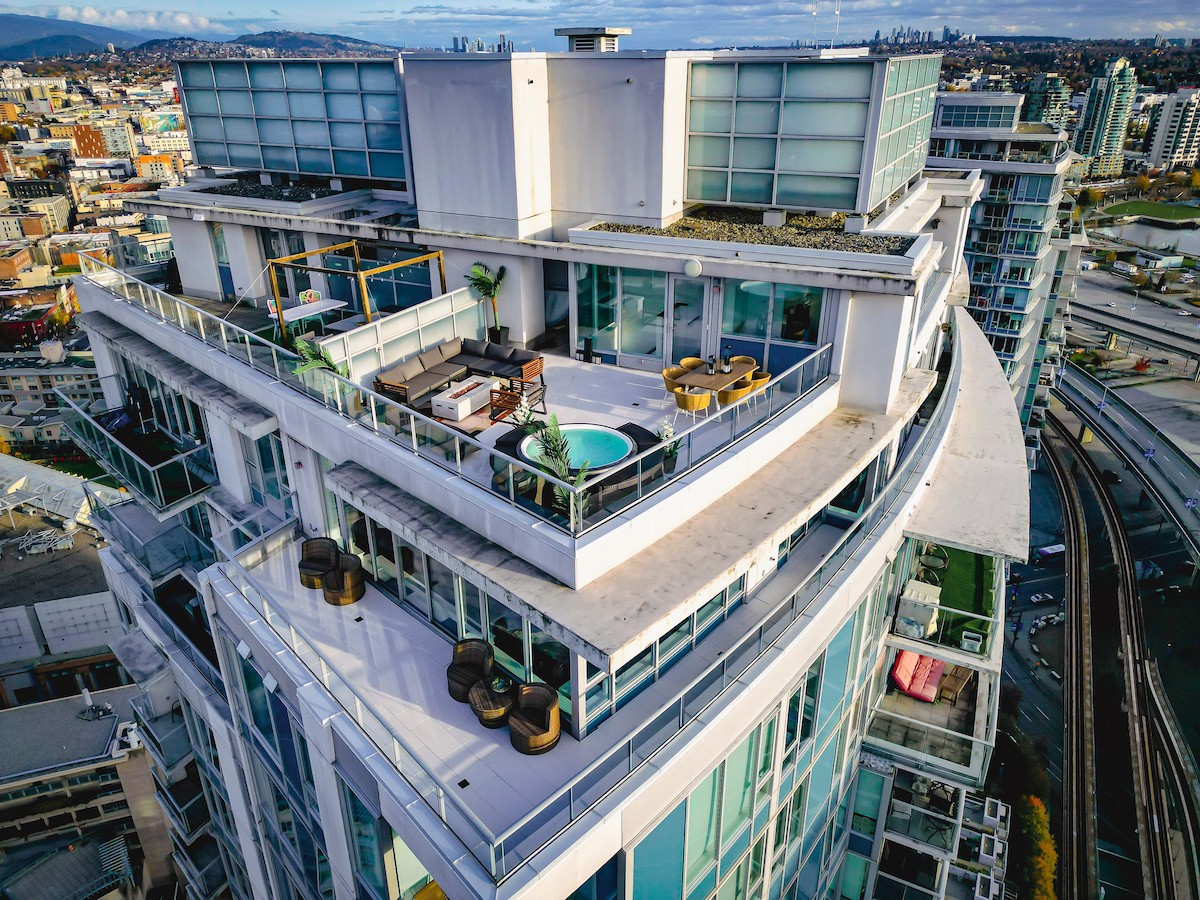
836;290;918;413
546;56;688;234
404;56;552;239
168;214;221;300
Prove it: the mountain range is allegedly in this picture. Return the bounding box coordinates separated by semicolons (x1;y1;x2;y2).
0;14;399;61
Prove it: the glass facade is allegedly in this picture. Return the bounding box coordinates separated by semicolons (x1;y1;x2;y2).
685;60;874;211
935;104;1017;129
720;279;823;372
867;57;940;210
178;59;408;186
629;598;871;900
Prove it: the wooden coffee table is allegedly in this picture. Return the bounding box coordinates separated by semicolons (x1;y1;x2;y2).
468;678;516;728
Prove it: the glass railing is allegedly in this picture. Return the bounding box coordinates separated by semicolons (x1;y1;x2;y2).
86;482;215;582
131;693;193;772
139;600;224;693
154;767;211;841
885;805;958;852
891;598;997;659
219;315;962;882
172;835;226;898
79;254;832;536
59;388;215;512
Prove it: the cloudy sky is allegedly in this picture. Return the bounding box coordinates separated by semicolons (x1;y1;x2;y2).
3;0;1198;46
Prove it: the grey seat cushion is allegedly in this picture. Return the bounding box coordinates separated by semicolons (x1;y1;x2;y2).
461;338;489;357
428;361;468;379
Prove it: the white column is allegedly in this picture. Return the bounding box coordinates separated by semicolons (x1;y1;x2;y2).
206;417;252;505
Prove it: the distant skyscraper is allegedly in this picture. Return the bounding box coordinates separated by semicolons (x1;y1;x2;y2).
452;36;460;52
1023;72;1071;126
1073;56;1137;178
1145;88;1200;170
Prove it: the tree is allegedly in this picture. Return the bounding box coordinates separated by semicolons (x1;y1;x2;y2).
1012;795;1057;900
1134;174;1152;196
465;262;507;336
1105;251;1118;265
1190;169;1200;192
1131;271;1151;289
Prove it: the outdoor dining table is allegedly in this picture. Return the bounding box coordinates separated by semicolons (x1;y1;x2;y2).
270;298;348;337
674;359;758;393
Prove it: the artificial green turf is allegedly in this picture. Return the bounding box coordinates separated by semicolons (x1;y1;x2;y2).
1103;200;1200;221
938;546;995;618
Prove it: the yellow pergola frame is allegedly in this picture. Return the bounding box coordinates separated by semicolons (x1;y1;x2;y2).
266;240;447;326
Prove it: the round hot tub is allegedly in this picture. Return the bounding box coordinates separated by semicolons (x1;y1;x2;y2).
518;424;635;474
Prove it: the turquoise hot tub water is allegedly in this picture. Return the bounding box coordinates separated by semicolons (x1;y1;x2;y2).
518;424;635;473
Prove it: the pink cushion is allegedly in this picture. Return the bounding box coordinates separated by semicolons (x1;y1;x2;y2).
891;650;944;703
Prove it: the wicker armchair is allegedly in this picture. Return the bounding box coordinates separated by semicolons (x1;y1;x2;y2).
672;386;711;422
717;379;754;407
508;683;561;755
678;357;705;371
321;553;365;606
661;366;687;396
446;639;494;702
298;537;340;589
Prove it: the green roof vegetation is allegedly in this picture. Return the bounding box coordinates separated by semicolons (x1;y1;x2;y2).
1103;200;1200;222
939;546;996;618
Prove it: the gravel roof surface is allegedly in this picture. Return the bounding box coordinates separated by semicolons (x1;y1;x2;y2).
592;207;915;255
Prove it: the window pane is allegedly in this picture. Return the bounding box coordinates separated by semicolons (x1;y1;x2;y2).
489;596;526;679
426;556;457;637
734;101;779;134
341;784;387;895
690;99;733;133
658;617;693;670
248;62;284;89
737;64;783;98
293;119;329;146
462;585;484;639
614;646;652;697
576;263;618;352
781;101;868;137
217;90;253;116
283;62;321;89
720;731;757;844
297;148;333;174
697;591;725;637
396;537;427;611
186;90;219;115
722;280;770;338
240;657;273;741
772;285;822;344
360;63;397;91
369;519;397;597
530;623;571;691
691;63;735;98
632;802;686;900
288;92;326;119
778;138;863;175
619;269;666;359
732;137;775;170
686;169;728;202
334;150;369;177
322;63;359;91
685;769;720;884
365;123;405;150
688;135;730;168
363;93;400;120
257;117;292;143
730;172;773;205
326;92;363;120
368;152;406;179
330;121;366;148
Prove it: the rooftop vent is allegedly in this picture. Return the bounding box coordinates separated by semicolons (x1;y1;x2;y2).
554;27;630;52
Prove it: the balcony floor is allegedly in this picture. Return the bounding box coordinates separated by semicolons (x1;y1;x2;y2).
238;526;842;851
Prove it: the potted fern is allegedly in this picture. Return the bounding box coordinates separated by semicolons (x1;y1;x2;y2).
292;339;352;407
465;262;508;345
530;414;589;521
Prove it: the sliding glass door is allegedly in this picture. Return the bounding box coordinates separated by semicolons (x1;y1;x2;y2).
669;276;708;364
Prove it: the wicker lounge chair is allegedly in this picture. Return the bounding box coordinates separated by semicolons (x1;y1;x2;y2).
446;639;494;702
321;552;365;606
298;537;340;589
508;683;561;755
673;386;711;422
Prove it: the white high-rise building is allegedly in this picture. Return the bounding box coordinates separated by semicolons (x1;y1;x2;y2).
1145;88;1200;170
67;42;1027;900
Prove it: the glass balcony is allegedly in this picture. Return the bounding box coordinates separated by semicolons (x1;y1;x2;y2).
173;833;227;900
77;253;832;537
85;482;214;583
131;692;193;775
884;769;963;853
59;391;215;514
140;577;224;692
154;765;211;843
891;545;1001;658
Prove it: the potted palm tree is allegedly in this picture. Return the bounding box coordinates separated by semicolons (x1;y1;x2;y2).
466;262;508;344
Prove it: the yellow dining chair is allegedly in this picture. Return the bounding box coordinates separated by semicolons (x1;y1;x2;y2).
716;379;754;407
662;366;687;399
730;355;758;370
673;386;711;423
678;357;705;371
746;371;771;409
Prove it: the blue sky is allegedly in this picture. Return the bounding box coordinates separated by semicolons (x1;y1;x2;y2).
2;0;1198;46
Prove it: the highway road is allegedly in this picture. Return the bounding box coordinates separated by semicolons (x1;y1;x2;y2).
1074;270;1200;337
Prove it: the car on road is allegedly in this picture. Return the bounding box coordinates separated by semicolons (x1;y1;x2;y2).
1177;310;1193;316
1106;301;1118;307
1030;592;1056;604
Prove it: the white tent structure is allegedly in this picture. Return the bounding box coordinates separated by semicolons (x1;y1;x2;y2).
0;453;124;526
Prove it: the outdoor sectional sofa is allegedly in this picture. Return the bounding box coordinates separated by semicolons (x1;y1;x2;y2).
890;649;945;703
373;337;544;405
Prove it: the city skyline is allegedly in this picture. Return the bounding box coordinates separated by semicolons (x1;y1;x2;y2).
0;0;1196;49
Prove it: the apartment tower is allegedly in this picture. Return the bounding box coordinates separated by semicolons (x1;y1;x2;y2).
66;41;1027;900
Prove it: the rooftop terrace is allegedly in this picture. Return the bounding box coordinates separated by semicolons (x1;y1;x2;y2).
591;207;915;255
